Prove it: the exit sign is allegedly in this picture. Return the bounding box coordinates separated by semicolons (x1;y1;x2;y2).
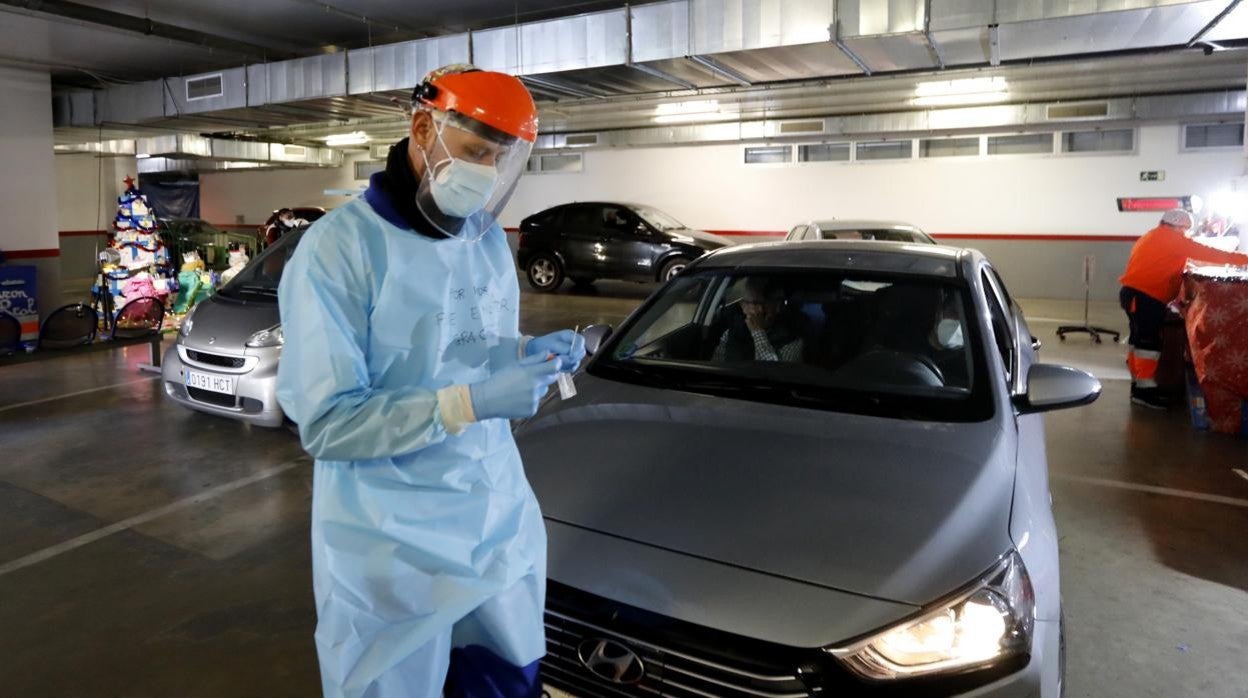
1140;170;1165;182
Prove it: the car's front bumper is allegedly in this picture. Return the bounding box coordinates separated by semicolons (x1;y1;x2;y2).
161;342;284;428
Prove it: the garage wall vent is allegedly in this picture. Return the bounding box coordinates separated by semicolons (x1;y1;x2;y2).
1046;102;1110;120
564;134;600;147
779;120;825;135
185;74;224;102
369;144;393;159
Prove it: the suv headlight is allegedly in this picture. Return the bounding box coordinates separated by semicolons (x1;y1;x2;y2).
246;324;283;348
829;552;1034;680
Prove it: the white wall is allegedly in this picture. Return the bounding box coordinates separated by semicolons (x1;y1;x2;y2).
55;153;138;231
502;125;1243;236
192;124;1246;300
198;153;370;225
0;67;57;252
0;66;61;319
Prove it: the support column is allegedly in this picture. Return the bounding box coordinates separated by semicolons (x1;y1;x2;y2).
0;66;61;325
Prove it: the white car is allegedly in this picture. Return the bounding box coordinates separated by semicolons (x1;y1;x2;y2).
787;219;937;244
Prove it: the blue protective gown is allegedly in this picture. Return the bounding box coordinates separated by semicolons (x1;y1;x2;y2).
276;180;546;698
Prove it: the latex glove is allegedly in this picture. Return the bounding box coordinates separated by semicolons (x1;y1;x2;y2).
469;353;561;421
526;329;587;372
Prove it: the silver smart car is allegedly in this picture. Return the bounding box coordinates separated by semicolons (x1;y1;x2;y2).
516;241;1098;697
786;219;937;244
161;228;306;428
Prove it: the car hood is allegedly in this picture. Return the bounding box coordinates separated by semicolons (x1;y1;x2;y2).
515;374;1015;607
180;295;280;352
666;229;734;249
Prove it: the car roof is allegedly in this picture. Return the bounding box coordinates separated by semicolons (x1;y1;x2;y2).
696;240;974;279
804;219;924;232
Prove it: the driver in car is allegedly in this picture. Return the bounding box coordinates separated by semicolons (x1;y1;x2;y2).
713;277;805;362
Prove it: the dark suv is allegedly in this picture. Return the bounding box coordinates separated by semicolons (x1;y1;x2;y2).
516;202;732;292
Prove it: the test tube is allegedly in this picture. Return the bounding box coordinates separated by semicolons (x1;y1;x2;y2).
558;326;579;400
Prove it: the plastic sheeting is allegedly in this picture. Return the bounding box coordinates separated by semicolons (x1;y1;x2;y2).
138;177;200;219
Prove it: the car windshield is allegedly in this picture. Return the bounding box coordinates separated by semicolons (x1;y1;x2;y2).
634;206;688;231
820;228;933;243
590;269;992;421
216;228;306;302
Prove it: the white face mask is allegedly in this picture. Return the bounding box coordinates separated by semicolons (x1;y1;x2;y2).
935;318;964;350
422;121;499;219
430;158;498;218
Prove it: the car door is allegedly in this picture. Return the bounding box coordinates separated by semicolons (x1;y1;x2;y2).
558;204;610;278
602;206;659;281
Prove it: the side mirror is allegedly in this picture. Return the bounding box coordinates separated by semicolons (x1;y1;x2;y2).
582;324;613;356
1014;363;1101;414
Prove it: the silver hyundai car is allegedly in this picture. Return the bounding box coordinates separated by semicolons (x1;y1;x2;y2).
516;241;1098;697
161;228;306;428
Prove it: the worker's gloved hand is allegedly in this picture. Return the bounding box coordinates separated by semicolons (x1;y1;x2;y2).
526;330;587;372
469;353;561;421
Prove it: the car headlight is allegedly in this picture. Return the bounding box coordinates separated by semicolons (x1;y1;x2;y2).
246;324;283;348
179;308;197;337
829;552;1034;680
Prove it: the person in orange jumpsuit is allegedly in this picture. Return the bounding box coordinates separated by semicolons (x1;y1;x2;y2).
1119;209;1248;408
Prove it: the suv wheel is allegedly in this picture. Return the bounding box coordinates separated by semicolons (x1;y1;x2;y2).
527;254;563;292
660;257;690;282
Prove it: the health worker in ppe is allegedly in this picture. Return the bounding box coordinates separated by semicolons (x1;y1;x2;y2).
275;64;586;698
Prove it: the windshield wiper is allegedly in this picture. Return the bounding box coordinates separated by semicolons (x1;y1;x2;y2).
237;285;278;296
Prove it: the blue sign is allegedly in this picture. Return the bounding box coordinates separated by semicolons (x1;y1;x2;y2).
0;265;39;348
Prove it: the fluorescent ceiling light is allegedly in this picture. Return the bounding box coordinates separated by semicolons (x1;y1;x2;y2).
135;153;151;159
915;77;1007;97
913;77;1008;107
914;92;1009;107
321;131;371;147
653;112;738;125
654;99;720;116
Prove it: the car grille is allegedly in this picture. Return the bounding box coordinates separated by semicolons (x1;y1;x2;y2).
187;387;238;408
543;610;813;698
186;349;245;369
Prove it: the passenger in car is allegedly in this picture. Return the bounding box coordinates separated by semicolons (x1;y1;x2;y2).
712;277;805;362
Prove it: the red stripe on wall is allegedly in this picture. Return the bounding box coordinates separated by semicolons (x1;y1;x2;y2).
930;233;1140;242
502;227;1137;241
59;230;109;237
4;249;61;259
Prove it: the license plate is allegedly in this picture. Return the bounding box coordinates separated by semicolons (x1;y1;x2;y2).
185;370;235;395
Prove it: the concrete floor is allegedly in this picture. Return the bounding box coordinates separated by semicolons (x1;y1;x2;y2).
1;284;1246;698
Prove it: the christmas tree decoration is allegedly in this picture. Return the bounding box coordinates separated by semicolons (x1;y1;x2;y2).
94;176;176;322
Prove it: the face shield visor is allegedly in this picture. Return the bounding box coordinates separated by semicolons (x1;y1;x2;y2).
414;109;533;242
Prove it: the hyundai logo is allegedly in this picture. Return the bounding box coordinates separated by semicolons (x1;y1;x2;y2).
207;336;215;345
577;638;646;685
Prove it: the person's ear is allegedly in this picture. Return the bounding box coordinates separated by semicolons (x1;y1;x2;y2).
410;111;436;152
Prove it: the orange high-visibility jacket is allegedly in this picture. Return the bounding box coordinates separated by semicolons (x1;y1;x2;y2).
1120;225;1248;303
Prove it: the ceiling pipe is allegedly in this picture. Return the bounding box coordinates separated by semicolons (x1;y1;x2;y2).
0;0;296;62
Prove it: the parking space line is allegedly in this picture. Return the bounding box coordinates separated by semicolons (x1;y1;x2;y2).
0;457;310;579
1053;473;1248;509
0;377;159;414
1234;469;1248;484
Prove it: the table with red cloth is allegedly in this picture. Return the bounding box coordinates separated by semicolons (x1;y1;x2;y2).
1180;263;1248;436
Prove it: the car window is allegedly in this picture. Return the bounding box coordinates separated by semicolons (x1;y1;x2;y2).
216;228;306;302
601;205;636;235
788;225;808;240
981;270;1016;383
634;206;687;232
594;269;991;422
562;205;597;232
820;228;927;243
986;266;1016;314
